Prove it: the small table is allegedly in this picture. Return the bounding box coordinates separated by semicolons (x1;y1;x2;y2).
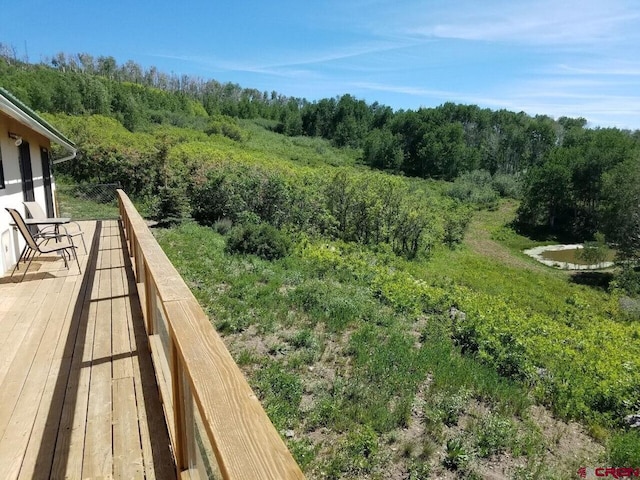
23;217;71;228
23;217;71;224
23;217;72;238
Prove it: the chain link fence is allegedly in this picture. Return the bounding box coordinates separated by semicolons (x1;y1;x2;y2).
56;183;122;220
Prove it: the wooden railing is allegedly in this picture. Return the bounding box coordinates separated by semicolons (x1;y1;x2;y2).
117;190;304;480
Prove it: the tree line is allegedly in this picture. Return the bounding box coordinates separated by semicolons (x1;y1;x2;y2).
1;48;639;263
0;47;295;129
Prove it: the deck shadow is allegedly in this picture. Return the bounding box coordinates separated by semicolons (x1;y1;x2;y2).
117;219;175;477
31;220;102;478
30;220;174;479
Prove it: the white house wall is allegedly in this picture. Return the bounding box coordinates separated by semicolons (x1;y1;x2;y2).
0;114;54;276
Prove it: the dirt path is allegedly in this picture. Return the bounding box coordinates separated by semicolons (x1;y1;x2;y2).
464;202;553;274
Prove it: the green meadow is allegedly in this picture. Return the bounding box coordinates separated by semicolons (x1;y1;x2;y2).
140;121;639;479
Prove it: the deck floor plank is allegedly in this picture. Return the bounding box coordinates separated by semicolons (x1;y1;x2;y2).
52;221;103;480
0;275;70;480
83;220;115;479
113;377;145;480
17;221;96;480
0;274;66;440
0;220;174;480
0;237;90;480
111;220;145;479
0;269;62;390
111;221;134;381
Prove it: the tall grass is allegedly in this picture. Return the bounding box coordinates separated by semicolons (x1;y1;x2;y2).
154;222;542;476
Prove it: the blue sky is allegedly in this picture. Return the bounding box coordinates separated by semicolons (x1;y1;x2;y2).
3;0;640;129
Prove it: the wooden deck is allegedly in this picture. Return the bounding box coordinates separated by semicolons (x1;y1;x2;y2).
0;220;175;480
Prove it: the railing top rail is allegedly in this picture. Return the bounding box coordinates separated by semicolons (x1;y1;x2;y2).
117;190;304;480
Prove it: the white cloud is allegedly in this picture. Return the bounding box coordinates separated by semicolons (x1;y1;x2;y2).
351;77;640;129
487;77;640;128
152;0;640;129
351;81;456;98
152;40;415;79
395;0;640;47
555;62;640;77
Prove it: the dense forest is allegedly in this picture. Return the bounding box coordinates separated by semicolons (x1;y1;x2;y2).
2;48;640;477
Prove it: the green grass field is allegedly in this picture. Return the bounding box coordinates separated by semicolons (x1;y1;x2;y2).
154;201;638;478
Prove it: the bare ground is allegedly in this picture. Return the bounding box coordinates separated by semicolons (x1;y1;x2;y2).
226;322;605;480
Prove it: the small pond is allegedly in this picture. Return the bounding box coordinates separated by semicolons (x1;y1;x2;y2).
524;244;616;270
540;248;616;266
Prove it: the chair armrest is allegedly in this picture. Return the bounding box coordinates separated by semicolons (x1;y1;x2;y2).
38;225;58;234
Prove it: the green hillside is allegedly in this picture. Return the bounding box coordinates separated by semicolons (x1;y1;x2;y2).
3;53;639;478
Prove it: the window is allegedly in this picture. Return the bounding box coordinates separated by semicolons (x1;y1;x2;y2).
0;143;5;189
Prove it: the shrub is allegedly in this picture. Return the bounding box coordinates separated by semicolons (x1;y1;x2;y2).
492;173;522;199
213;218;233;235
447;170;499;209
444;437;471;470
443;208;472;248
473;413;516;457
150;185;188;223
437;389;472;426
205;114;245;141
226;222;291;260
408;460;431;479
189;165;290;227
578;232;608;267
615;265;640;296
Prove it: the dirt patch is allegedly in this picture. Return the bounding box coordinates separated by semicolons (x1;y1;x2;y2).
379;393;604;480
225;324;271;358
463;202;556;276
383;376;433;480
465;224;545;274
529;404;605;471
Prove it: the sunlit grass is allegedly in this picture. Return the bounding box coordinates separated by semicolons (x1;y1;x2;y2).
240;119;361;168
154;221;544;476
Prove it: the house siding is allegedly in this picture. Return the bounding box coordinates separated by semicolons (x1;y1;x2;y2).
0;112;54;275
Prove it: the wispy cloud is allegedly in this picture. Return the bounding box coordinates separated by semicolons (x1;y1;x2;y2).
351;77;640;129
351;81;460;100
153;39;415;78
555;62;640;77
486;78;640;128
391;0;639;47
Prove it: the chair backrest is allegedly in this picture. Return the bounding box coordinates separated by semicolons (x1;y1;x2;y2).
23;202;49;236
23;201;47;219
6;208;40;251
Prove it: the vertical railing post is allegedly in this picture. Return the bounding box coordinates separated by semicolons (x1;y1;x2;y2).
135;237;143;280
130;230;136;263
171;337;190;475
145;267;154;335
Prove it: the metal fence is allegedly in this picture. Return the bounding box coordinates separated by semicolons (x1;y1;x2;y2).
56;183;122;220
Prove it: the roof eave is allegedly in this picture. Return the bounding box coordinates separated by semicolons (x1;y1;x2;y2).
0;88;77;162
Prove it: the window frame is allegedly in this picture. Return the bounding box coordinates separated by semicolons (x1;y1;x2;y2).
0;142;5;189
